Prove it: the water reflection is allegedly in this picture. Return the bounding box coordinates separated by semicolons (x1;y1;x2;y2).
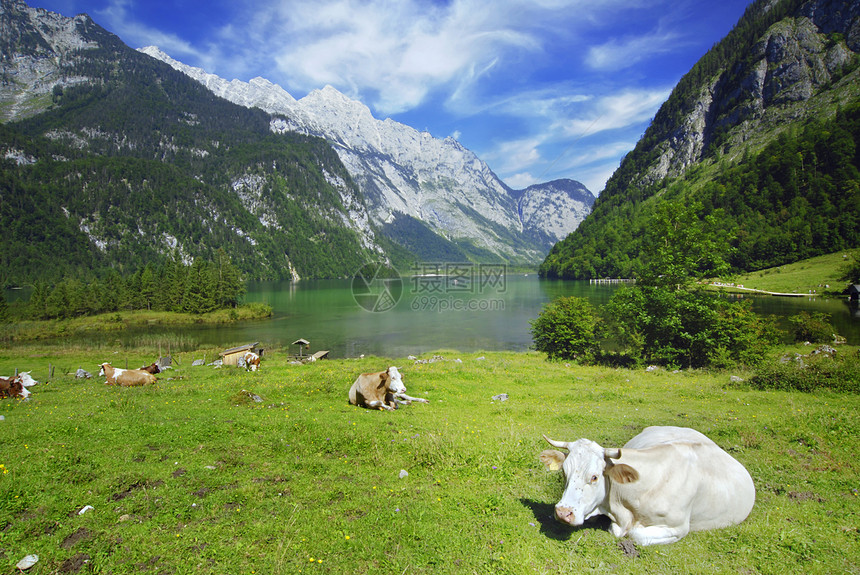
7;277;859;358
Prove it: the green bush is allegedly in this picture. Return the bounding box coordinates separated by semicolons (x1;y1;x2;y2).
530;296;600;362
748;348;860;393
787;311;837;343
603;286;781;368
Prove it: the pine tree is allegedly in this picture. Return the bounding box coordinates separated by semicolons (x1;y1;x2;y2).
182;259;216;314
213;248;244;308
28;281;49;320
0;291;10;324
140;263;156;311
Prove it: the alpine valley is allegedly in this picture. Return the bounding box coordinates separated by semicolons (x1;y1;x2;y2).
0;0;594;286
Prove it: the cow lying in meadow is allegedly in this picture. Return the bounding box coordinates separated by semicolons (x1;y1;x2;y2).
139;362;160;374
0;375;25;398
540;426;755;545
99;362;157;387
348;366;428;410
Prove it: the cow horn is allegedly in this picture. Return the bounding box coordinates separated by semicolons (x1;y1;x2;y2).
543;434;569;450
604;448;621;459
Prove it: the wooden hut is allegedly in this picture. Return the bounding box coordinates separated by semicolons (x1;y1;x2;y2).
292;339;310;359
220;342;259;367
291;339;329;360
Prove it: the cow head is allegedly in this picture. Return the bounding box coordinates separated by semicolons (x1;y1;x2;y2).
540;435;639;526
98;363;108;377
386;366;406;394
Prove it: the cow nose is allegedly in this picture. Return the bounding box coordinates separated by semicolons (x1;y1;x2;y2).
555;506;579;525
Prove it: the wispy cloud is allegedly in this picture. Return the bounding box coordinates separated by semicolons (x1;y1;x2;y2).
96;0;211;66
585;30;681;71
255;0;547;114
558;88;672;137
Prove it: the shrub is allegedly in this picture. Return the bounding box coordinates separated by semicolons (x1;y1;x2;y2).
787;311;837;343
530;296;600;362
748;348;860;393
603;286;781;368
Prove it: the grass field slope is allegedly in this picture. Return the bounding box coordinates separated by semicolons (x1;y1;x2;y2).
0;348;857;574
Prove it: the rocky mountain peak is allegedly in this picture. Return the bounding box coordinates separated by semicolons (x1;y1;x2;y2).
144;46;593;260
640;0;859;186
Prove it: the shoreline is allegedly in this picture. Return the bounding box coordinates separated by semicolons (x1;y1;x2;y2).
1;303;273;342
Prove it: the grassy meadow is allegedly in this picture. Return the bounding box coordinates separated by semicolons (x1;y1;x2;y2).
0;346;858;574
1;303;273;343
711;251;857;296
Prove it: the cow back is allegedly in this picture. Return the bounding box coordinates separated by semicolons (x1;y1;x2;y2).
611;433;755;534
348;372;388;407
116;369;157;387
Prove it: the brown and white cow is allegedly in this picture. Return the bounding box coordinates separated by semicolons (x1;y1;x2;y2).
139;362;161;375
348;366;428;411
540;426;755;545
242;351;261;371
99;363;157;387
0;375;25;398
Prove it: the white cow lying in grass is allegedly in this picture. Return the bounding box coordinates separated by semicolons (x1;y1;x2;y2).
348;366;428;410
540;426;755;545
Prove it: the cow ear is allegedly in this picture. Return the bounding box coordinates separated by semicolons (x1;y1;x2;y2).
606;463;640;484
539;449;566;472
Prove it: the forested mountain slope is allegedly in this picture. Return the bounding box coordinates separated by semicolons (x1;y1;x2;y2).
540;0;860;280
0;0;383;285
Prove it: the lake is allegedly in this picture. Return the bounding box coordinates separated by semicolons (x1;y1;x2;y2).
115;272;860;358
11;273;860;357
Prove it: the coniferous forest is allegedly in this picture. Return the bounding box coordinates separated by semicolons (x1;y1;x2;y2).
25;249;244;319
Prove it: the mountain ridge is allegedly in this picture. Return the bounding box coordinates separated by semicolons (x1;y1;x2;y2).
140;46;593;260
0;0;388;284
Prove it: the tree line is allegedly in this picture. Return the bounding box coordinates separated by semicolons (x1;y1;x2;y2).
26;250;244;320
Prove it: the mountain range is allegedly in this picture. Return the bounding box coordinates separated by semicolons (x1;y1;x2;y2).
0;0;593;286
139;46;593;260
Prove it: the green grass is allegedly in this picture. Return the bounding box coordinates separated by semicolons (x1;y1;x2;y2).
0;347;858;574
1;303;272;342
710;250;856;296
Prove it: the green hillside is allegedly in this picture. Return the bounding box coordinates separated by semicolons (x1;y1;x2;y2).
540;0;860;281
712;249;857;295
0;11;380;286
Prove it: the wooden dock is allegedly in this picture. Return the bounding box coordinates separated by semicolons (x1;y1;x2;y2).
589;278;635;284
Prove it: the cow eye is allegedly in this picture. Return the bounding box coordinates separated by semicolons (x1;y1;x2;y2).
590;474;598;484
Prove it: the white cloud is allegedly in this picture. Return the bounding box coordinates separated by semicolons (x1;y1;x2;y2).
559;88;671;137
557;140;636;170
96;0;213;67
575;163;620;195
585;30;680;71
261;0;543;115
484;137;544;174
504;172;541;190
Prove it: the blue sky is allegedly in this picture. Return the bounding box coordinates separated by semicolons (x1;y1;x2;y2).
33;0;753;194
